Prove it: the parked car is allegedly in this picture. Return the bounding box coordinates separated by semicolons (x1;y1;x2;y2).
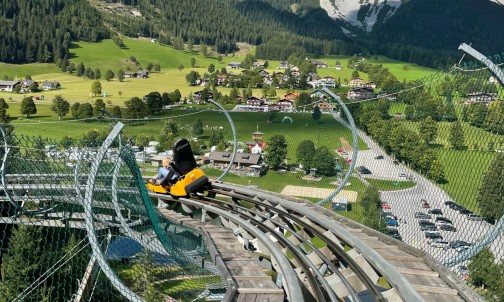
356;166;371;173
421;225;439;232
398;172;407;178
393;160;399;165
449;203;464;211
425;232;443;240
449;240;471;249
381;203;391;209
428;209;443;215
374;155;384;159
439;224;457;232
385;214;398;221
419;220;436;227
388;228;399;236
415;212;432;219
459;208;473;215
435;217;453;224
385;219;399;226
467;214;483;221
456;246;470;253
444;200;455;206
429;240;449;250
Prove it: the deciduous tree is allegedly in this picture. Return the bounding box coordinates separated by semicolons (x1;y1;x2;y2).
192;119;204;136
20;97;37;117
265;135;288;170
91;80;102;97
50;95;70;120
419;116;438;144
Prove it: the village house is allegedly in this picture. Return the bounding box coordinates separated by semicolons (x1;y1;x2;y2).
124;71;137;78
311;61;328;68
193;90;214;103
311;77;336;88
246;96;263;106
278;61;289;69
464;92;498;106
277;99;295;112
349;77;364;87
252;61;266;69
208;151;262;169
284;92;299;101
0;80;20;92
226;62;242;69
335;64;342;70
42;81;61;90
317;101;335;112
136;70;149;79
347;87;375;100
363;81;377;89
20;80;39;93
259;70;270;78
310;89;327;99
216;75;227;86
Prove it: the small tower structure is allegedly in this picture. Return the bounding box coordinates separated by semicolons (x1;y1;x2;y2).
252;125;264;144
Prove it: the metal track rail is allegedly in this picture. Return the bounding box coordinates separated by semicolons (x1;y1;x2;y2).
150;189;394;301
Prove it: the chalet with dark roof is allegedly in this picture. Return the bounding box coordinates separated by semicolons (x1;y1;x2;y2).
227;62;242;69
42;81;61;90
464;92;497;106
208;151;262;168
347;87;375;100
20;80;39;93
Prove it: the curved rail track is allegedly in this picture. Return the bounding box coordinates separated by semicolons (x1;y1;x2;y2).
0;172;482;302
149;181;482;302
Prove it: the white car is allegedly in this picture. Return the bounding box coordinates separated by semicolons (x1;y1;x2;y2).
429;240;449;250
467;214;482;221
435;221;453;226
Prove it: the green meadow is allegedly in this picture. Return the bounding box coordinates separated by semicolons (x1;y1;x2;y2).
364;56;437;82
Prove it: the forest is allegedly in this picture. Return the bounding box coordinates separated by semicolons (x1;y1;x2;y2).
0;0;108;64
2;0;504;68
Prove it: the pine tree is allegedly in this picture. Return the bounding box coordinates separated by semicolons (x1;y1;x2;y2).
1;226;43;301
419;116;438;144
0;98;10;123
476;153;504;223
76;62;85;77
449;121;465;150
312;105;321;123
117;69;125;82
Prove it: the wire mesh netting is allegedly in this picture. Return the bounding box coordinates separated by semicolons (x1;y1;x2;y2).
0;48;503;301
0;123;222;302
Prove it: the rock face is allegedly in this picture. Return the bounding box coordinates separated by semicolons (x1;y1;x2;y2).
320;0;402;32
320;0;502;33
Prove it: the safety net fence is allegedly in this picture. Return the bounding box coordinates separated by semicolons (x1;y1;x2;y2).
0;122;222;302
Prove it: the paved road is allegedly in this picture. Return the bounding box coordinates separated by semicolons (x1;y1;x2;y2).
332;112;503;269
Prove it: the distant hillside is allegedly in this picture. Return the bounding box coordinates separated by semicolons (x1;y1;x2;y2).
370;0;504;56
2;0;504;69
0;0;108;64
